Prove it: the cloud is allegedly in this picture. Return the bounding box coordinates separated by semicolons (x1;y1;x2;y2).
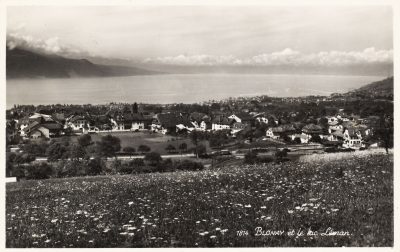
144;48;393;67
7;33;85;57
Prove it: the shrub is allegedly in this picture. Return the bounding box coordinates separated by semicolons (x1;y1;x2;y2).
126;159;145;174
154;158;174;173
257;156;275;163
87;158;106;176
144;152;162;166
25;163;53;180
176;160;204;171
244;151;258;164
55;160;87;178
138;145;151;154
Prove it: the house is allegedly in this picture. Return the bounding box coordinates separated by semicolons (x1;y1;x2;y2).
190;112;211;131
110;112;151;132
328;131;344;142
253;113;268;124
328;124;343;134
266;124;295;139
229;112;255;126
342;127;364;149
67;115;89;132
290;133;312;144
231;122;249;136
24;121;64;139
302;124;323;135
151;113;191;134
211;115;231;131
326;116;339;126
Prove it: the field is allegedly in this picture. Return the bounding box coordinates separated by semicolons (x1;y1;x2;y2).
67;131;205;154
6;151;393;247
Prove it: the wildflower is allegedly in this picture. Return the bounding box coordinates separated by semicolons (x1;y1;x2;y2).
210;235;217;239
261;206;267;209
51;219;58;223
288;210;294;214
245;204;252;208
128;202;134;206
45;239;51;243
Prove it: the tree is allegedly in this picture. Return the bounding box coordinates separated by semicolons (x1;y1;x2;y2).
123;146;136;158
46;141;69;162
87;157;105;175
189;131;201;158
69;144;86;161
377;115;393;154
244;151;258;164
194;144;207;158
165;144;176;153
96;135;121;159
138;145;151;154
132;102;139;113
78;134;92;148
144;152;162;166
25;163;53;180
179;142;187;154
310;134;322;144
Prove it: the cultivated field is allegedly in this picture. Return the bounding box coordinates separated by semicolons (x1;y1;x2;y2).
6;152;393;247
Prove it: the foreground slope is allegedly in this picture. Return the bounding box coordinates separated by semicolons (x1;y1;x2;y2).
6;152;393;247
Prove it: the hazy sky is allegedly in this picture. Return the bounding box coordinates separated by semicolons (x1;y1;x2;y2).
7;5;393;66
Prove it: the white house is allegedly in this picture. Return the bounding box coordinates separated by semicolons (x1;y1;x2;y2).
290;133;311;144
328;125;343;133
212;116;231;131
228;114;242;123
342;128;364;149
68;116;89;132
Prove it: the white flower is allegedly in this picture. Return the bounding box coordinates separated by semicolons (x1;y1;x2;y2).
245;204;252;208
261;206;266;209
128;202;134;206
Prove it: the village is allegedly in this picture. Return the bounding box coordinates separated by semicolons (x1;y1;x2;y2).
6;94;391;157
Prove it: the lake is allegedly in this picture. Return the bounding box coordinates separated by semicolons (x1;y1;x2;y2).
6;74;385;108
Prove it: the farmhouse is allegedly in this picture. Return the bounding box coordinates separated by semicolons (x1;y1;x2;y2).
24;121;64;139
67;115;89;132
211;115;231;131
266;124;295;139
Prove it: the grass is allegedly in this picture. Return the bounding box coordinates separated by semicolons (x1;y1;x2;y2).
67;131;204;155
6;152;393;247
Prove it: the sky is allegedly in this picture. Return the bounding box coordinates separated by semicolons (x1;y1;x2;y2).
6;5;393;67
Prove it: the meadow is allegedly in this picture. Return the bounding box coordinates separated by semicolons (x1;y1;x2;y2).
6;151;393;247
67;131;203;154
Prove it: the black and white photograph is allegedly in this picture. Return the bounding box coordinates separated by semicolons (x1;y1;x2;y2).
2;0;396;248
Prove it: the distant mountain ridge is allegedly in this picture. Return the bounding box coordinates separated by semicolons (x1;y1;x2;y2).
348;76;393;98
6;47;162;79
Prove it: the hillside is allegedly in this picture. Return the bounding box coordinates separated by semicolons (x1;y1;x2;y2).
6;47;161;79
6;152;392;247
347;76;393;98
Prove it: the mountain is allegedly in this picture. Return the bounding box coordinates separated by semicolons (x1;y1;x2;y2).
6;47;162;79
352;77;393;97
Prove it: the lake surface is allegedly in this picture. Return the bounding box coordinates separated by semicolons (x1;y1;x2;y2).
7;74;385;108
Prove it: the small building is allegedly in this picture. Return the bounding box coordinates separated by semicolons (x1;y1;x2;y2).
211;115;231;131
